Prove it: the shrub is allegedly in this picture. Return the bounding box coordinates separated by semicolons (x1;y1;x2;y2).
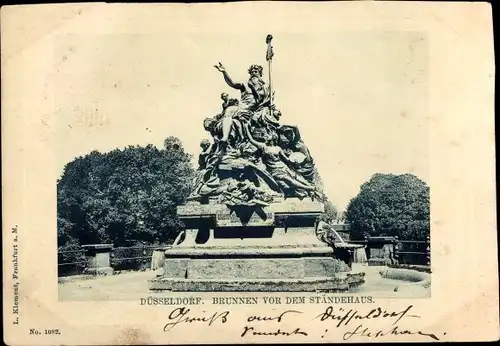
346;173;430;241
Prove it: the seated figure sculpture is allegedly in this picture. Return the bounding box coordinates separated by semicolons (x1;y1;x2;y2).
187;139;220;202
277;125;316;183
206;94;249;156
242;123;319;199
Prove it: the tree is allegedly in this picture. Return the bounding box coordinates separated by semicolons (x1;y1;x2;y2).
164;136;183;151
57;139;195;248
345;173;430;241
314;169;338;222
323;199;338;222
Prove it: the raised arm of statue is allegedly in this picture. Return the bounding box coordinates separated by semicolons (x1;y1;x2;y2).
214;62;245;91
242;123;265;149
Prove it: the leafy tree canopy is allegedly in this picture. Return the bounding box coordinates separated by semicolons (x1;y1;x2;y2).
57;140;194;248
345;173;430;241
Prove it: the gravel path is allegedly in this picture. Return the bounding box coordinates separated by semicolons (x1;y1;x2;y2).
58;265;430;301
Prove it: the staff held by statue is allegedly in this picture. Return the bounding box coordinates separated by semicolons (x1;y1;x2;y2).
266;34;274;109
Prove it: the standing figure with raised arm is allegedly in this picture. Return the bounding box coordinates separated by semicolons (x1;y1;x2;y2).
213;62;273;153
214;62;270;112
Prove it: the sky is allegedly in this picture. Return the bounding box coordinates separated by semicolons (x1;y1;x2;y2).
55;31;429;211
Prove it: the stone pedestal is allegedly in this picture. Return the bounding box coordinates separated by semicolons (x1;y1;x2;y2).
82;244;114;276
367;236;397;266
151;246;170;277
333;244;364;269
149;199;364;292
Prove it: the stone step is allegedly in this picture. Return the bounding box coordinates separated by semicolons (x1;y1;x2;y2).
149;276;352;292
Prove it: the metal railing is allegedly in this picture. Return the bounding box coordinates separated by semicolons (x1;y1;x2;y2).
57;244;169;276
395;238;430;267
347;236;431;267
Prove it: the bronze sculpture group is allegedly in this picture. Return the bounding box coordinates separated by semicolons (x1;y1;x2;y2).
187;36;323;207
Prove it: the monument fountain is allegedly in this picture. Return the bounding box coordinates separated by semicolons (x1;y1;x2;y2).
148;35;365;292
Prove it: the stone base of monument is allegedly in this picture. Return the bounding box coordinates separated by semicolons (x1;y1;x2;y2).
82;244;114;276
368;258;391;266
84;266;115;276
148;199;365;292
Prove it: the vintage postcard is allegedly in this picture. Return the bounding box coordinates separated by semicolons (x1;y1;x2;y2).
2;1;498;344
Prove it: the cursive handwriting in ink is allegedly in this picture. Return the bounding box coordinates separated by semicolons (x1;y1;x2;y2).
247;310;303;323
163;307;230;332
241;326;308;338
314;305;419;328
343;324;440;341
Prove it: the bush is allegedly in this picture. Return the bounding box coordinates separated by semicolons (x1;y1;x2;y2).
57;140;194;249
346;173;430;241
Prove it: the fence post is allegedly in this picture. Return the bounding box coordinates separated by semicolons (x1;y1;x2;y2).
426;235;431;267
393;236;399;264
81;244;114;276
363;235;368;259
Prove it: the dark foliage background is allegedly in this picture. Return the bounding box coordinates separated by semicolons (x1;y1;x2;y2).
57;137;194;253
346;173;430;241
